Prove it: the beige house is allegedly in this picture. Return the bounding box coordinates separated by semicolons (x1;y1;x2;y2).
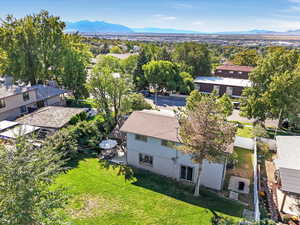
0;84;69;121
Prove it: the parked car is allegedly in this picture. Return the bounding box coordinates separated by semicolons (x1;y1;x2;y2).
139;90;151;97
157;91;170;96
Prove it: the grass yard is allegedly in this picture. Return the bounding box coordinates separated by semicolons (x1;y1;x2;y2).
225;147;254;207
237;126;254;138
55;157;244;225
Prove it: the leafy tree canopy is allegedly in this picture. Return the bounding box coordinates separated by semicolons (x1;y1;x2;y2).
241;48;300;122
232;49;260;67
0;138;67;225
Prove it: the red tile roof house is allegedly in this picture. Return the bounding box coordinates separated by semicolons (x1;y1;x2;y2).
120;110;234;191
194;65;254;98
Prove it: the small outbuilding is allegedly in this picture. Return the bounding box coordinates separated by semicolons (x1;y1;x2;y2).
275;136;300;216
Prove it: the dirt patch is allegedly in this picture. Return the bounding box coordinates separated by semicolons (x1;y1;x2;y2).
67;194;121;219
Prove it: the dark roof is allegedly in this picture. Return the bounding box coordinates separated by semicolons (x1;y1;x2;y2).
17;106;86;129
216;65;254;72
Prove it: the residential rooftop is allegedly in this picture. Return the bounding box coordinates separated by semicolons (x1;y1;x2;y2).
0;124;39;139
120;110;234;153
0;120;19;131
107;53;137;59
275;136;300;170
0;84;68;99
216;65;255;72
194;76;252;87
17;106;86;129
275;136;300;194
120;110;179;143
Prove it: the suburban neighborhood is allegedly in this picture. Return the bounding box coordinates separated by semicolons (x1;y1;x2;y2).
1;2;300;225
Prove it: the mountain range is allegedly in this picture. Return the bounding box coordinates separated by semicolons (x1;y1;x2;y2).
65;20;300;35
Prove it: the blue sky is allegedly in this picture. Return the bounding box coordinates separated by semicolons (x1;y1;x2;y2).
1;0;300;32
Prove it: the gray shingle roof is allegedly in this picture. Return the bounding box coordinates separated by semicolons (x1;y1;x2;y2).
17;106;86;129
0;84;68;99
120;110;234;154
120;110;180;143
33;85;68;100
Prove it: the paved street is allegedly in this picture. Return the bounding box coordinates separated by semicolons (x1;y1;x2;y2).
146;95;186;109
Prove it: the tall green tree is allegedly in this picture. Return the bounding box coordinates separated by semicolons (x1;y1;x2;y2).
186;90;204;110
143;60;180;92
95;55;122;73
178;71;194;94
217;94;234;117
0;10;65;84
176;94;236;196
232;49;260;67
110;46;122;54
121;54;138;75
0;138;67;225
173;42;211;77
241;48;300;122
133;47;151;90
86;67;132;125
59;34;92;98
0;48;8;75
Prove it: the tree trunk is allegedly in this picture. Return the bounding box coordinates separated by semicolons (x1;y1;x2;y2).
194;163;202;196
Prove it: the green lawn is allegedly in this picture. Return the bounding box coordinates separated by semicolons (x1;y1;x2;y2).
237;126;254;138
55;158;244;225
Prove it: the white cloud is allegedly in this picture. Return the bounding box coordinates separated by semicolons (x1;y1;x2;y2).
153;14;177;20
285;0;300;11
192;21;204;26
173;3;193;9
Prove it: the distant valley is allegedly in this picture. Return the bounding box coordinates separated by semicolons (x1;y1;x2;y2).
66;20;300;35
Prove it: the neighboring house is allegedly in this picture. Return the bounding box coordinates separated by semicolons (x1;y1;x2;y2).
0;81;69;121
274;136;300;216
17;106;86;131
120;110;233;191
215;65;254;80
194;65;254;98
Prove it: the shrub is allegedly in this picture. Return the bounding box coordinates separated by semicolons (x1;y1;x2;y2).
44;118;109;161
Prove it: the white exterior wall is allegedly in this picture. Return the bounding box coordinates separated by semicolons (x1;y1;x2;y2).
0;91;64;121
0;90;37;114
126;133;226;190
45;96;63;106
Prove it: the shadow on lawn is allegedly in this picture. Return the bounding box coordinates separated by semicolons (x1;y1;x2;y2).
66;149;99;169
100;160;244;218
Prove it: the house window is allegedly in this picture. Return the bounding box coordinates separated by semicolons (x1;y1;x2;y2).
238;71;243;75
139;153;153;167
23;92;30;101
20;106;27;113
217;70;222;73
180;165;194;181
238;181;245;191
229;71;234;74
0;99;5;109
213;85;220;95
135;134;147;142
161;140;175;148
226;87;233;96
